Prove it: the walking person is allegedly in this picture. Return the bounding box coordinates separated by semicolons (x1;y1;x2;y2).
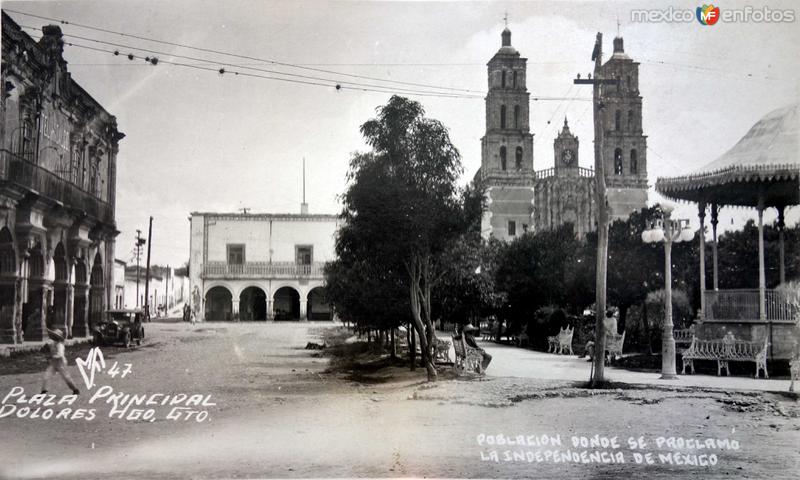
41;328;80;395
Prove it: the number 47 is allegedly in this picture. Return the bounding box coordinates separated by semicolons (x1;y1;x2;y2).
107;362;133;378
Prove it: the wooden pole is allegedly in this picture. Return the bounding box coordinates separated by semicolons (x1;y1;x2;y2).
144;216;153;321
572;33;612;386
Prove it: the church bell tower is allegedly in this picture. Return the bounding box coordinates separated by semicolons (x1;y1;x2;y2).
599;36;648;219
478;27;535;240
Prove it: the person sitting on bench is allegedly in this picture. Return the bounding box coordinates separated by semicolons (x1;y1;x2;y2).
454;324;492;371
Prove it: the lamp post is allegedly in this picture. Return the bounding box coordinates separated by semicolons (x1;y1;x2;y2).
642;205;694;379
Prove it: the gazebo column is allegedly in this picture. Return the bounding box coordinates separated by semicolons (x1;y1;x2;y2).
777;206;786;285
710;203;720;291
757;196;766;322
697;201;707;320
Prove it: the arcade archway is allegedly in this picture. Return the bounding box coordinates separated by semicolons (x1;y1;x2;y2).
307;287;332;320
239;286;267;321
205;286;232;321
273;286;300;321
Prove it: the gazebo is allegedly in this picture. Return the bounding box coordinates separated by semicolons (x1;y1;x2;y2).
656;103;799;360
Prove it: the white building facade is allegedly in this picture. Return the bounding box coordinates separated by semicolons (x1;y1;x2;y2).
188;212;338;321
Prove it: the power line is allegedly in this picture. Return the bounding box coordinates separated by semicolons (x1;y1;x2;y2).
7;8;486;95
24;29;592;102
24;32;480;99
21;26;483;99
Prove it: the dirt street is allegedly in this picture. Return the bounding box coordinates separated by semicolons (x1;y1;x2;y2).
0;322;797;479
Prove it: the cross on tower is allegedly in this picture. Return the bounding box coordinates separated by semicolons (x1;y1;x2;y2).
503;11;508;27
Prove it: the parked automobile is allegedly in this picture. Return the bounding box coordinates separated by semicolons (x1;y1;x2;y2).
92;309;145;348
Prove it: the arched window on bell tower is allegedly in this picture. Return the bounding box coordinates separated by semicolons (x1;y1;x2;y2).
501;70;506;88
627;110;634;131
630;149;638;175
500;146;507;171
614;148;623;175
515;147;523;170
513;71;518;89
500;105;506;129
615;110;621;131
514;105;520;129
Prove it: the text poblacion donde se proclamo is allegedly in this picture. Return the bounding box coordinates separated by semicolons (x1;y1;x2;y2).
477;433;741;467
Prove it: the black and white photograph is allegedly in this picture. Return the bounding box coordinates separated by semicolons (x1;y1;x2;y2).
0;1;798;478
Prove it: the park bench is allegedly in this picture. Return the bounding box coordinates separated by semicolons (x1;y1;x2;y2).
452;334;484;375
433;337;452;364
513;332;530;348
681;332;769;378
482;323;501;341
674;326;695;353
547;326;574;354
606;330;626;360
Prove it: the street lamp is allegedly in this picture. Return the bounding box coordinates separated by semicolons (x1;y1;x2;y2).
642;205;694;379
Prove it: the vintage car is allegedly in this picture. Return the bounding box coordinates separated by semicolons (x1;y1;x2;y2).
92;309;145;348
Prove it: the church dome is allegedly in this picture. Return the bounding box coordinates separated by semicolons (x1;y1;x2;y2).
496;27;518;55
609;36;631;60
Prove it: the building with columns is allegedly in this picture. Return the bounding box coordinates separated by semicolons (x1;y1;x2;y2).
0;13;122;343
188;210;338;321
475;27;536;241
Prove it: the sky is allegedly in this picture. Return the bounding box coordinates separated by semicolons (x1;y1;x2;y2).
4;0;799;267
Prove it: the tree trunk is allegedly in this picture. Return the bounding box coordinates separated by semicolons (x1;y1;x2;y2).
408;257;437;381
390;327;396;359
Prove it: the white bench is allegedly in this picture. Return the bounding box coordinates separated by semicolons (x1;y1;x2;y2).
674;326;695;353
547;326;574;354
606;330;625;360
681;332;769;378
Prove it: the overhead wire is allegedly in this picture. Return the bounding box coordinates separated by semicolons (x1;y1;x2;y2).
7;8;486;94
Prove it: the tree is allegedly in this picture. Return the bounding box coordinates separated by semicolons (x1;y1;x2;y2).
336;96;465;381
434;232;504;326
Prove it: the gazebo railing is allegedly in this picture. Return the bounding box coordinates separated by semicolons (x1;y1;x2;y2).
704;289;798;322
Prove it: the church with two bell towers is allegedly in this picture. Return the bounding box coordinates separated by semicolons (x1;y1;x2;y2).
476;26;648;241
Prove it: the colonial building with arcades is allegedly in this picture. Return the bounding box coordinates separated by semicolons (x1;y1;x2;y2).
0;12;123;343
189;208;338;322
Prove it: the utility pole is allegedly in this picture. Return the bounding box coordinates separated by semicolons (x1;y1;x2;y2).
134;230;146;307
144;216;153;321
574;32;618;386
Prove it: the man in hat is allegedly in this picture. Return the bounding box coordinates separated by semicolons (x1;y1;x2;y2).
454;323;492;371
41;328;80;395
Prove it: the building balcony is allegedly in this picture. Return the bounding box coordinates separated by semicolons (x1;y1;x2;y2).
704;289;798;323
0;149;114;224
201;261;325;279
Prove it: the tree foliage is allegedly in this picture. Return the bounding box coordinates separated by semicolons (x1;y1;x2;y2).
328;96;466;381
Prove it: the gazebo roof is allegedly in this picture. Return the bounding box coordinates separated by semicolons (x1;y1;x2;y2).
656;104;799;208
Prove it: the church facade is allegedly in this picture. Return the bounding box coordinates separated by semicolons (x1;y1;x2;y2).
478;28;647;240
533;119;596;237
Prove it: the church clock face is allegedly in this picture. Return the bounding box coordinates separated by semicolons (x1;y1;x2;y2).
561;149;574;166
